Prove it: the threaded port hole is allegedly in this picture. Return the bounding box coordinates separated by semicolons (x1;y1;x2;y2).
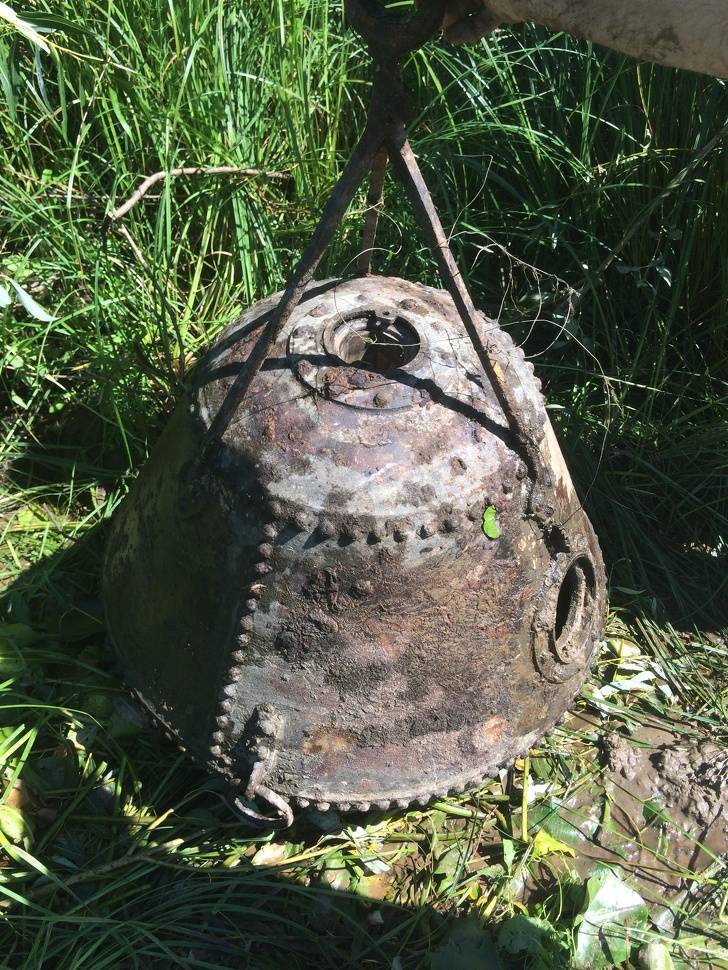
332;312;420;370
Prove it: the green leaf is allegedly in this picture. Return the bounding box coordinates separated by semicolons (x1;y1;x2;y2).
574;869;648;969
528;791;601;847
0;623;39;647
502;838;515;871
482;505;501;540
497;914;552;958
531;828;576;860
319;852;351;892
434;845;465;893
643;793;670;826
251;842;289;867
429;916;503;970
0;805;31;844
9;279;56;322
0;3;50;52
638;941;676;970
83;692;114;719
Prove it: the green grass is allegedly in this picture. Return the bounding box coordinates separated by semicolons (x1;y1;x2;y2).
1;1;727;966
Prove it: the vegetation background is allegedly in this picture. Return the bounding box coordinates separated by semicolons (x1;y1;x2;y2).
0;1;726;966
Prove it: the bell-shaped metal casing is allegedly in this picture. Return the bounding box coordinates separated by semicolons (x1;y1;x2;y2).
103;276;606;813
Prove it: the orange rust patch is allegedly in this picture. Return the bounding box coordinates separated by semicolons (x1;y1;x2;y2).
472;716;507;751
261;413;277;442
304;729;356;755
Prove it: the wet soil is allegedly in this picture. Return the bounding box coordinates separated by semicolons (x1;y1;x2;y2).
523;713;728;926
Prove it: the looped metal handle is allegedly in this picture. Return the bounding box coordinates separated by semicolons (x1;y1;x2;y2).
345;0;446;58
230;786;294;830
229;758;294;829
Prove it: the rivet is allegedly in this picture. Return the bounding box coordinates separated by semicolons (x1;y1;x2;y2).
231;649;246;664
221;683;236;698
291;511;309;531
502;481;513;494
318;519;336;539
262;523;278;540
230;776;242;787
269;500;284;519
212;731;225;743
316;801;331;812
244;599;258;613
210;745;222;758
374;800;390;811
228;665;243;680
339;523;359;543
395;798;410;809
258;543;274;559
339;802;351;812
515;461;528;480
255;743;271;760
373;392;389;408
216;714;232;729
218;699;233;714
240;616;254;632
235;635;250;650
254;563;272;575
298;798;310;808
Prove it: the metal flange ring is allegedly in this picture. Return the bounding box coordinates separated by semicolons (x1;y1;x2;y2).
532;552;599;683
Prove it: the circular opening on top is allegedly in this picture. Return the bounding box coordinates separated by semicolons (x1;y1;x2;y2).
332;312;421;371
554;558;591;649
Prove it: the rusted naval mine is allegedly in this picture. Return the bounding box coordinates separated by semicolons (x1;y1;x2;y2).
103;274;606;821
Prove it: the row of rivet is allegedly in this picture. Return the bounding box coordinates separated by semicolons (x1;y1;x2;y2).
261;501;520;548
293;716;579;816
294;762;520;814
208;522;279;768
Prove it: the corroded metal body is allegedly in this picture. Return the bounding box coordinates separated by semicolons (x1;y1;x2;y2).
104;276;606;813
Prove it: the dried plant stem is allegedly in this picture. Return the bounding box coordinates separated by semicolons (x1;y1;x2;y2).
109;165;287;222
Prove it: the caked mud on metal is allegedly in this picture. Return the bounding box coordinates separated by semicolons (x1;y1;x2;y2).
103;276;606;815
